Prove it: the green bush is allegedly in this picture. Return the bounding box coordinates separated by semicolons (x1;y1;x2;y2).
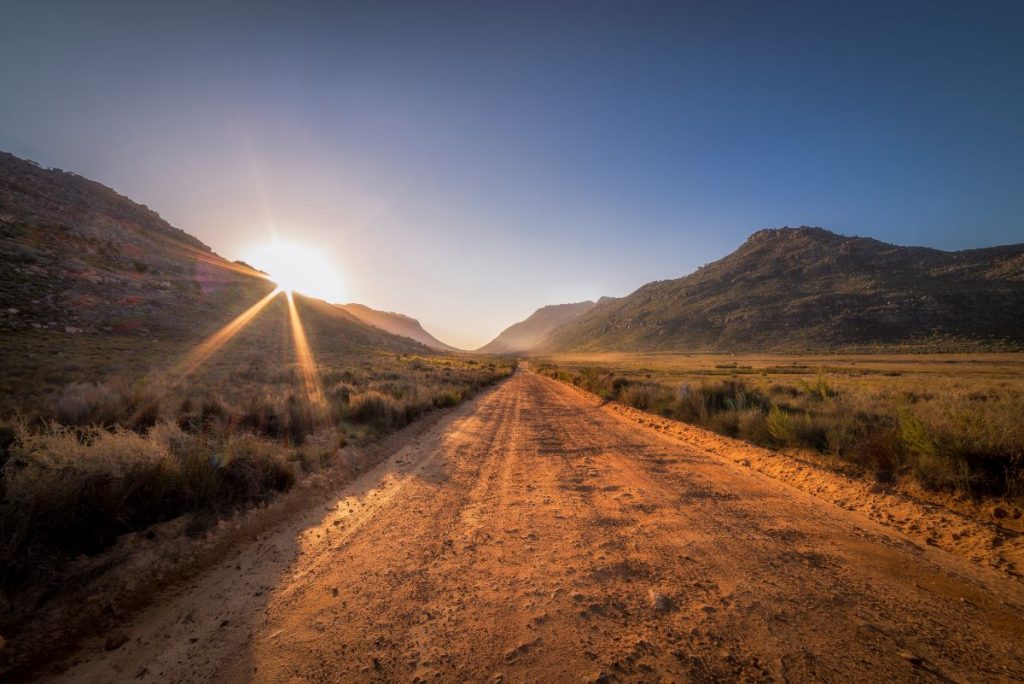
797;368;835;401
766;404;794;445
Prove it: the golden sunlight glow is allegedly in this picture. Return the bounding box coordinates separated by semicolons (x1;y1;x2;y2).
286;291;327;425
245;241;344;303
163;251;331;432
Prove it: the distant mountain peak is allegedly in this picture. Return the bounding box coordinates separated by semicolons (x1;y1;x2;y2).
478;300;597;354
539;227;1024;353
745;226;848;244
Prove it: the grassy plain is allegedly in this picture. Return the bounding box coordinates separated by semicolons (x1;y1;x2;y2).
535;352;1024;500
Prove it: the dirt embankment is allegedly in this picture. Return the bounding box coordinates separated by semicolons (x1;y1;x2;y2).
32;370;1024;682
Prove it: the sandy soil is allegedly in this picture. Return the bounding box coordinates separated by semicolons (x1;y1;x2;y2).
586;392;1024;582
39;368;1024;682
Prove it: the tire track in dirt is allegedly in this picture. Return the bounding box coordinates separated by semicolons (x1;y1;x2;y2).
41;369;1024;683
532;375;1017;680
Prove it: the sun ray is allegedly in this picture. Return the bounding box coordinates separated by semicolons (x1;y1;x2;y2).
154;238;276;281
285;291;327;426
174;287;283;378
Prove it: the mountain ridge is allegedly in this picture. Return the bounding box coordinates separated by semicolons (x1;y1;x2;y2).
478;300;598;354
337;303;458;351
486;227;1024;354
544;226;1024;352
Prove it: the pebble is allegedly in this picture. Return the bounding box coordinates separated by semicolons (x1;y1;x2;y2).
648;589;673;613
104;634;130;651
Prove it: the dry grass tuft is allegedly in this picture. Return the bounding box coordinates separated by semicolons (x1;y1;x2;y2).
0;423;294;589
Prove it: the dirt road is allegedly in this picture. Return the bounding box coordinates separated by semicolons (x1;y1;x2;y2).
46;369;1024;682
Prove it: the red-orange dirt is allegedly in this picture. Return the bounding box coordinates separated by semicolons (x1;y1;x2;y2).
43;369;1024;682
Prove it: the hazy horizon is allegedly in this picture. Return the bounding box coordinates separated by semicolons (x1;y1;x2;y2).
3;1;1023;348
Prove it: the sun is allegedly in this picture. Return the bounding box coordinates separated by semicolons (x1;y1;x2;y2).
244;241;345;303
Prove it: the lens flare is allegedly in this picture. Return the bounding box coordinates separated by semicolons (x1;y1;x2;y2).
245;241;344;303
175;287;283;377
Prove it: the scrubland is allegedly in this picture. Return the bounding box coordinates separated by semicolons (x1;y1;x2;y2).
536;352;1024;501
0;323;512;594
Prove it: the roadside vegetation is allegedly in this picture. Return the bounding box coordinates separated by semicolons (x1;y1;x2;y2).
0;341;512;593
537;353;1023;500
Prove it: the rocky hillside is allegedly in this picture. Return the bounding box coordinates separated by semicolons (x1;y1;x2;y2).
337;303;457;351
0;150;426;352
479;301;598;354
543;227;1024;353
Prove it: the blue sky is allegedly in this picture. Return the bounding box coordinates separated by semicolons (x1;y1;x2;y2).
2;1;1022;348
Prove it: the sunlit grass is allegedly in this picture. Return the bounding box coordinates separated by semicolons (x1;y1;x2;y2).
536;352;1024;499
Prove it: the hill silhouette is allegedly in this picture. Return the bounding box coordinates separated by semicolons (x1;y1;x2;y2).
338;303;457;351
518;227;1024;353
478;301;597;354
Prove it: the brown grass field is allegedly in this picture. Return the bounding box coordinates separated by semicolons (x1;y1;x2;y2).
534;352;1024;501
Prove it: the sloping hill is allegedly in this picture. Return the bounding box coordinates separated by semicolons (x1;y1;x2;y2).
479;301;597;354
0;150;428;404
337;303;457;351
544;227;1024;353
